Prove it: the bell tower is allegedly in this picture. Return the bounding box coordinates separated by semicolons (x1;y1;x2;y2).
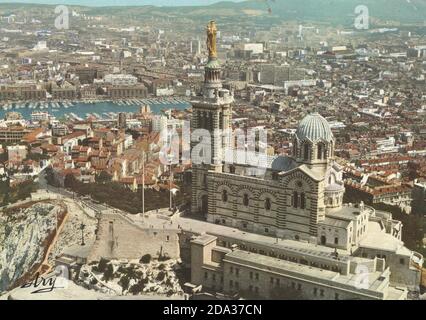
191;21;234;216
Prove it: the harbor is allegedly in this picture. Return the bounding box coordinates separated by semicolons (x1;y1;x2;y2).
0;97;191;121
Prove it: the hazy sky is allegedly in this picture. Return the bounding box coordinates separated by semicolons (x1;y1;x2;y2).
1;0;245;6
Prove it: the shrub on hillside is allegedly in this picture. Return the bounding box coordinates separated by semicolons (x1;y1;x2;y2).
103;264;114;282
156;271;166;281
119;275;130;293
158;254;170;262
140;254;152;264
129;278;148;295
96;258;110;273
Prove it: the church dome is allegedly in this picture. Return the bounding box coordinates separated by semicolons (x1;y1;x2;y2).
296;112;333;142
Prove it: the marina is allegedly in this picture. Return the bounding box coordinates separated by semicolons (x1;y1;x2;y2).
0;97;191;121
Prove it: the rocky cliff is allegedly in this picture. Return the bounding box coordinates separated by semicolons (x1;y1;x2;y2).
0;202;63;293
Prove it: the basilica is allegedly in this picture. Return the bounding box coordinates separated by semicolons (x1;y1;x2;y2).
189;22;423;295
192;22;350;248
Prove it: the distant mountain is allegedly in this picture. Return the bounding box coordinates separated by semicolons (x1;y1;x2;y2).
210;0;426;24
4;0;243;6
2;0;426;24
87;0;426;24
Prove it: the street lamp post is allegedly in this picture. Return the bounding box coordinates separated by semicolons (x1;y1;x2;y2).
169;162;173;211
142;151;145;215
80;223;86;246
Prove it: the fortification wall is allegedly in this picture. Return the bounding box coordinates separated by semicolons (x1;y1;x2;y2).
88;213;180;262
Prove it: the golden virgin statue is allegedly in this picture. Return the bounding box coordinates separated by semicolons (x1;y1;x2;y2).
206;20;217;58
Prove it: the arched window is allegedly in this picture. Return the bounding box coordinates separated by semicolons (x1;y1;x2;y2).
303;144;310;160
200;111;205;129
265;198;271;210
222;190;228;202
317;143;325;160
300;193;306;209
197;111;202;125
293;191;299;208
243;194;249;206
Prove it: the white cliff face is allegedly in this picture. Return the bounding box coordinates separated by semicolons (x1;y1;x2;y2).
0;202;61;293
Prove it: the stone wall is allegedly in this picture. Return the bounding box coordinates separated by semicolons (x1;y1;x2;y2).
0;191;62;211
88;213;180;262
355;246;421;290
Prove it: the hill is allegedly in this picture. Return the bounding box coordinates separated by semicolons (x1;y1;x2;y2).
1;0;425;25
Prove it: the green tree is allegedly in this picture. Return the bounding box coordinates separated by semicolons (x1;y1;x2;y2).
156;271;166;282
64;174;77;189
96;171;112;184
103;264;114;282
2;191;10;206
129;278;148;295
97;258;110;273
118;275;130;293
140;254;151;264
